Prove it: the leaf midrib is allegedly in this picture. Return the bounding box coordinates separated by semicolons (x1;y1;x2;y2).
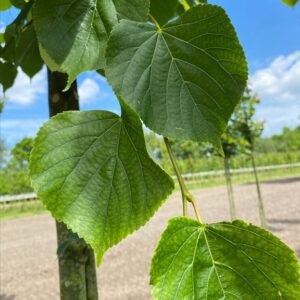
202;227;226;299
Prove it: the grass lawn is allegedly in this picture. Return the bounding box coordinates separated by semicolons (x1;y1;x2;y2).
0;200;48;221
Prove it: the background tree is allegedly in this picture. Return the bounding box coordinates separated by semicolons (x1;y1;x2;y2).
218;123;246;220
9;137;33;168
221;134;238;220
0;95;8;169
0;138;8;168
256;125;300;153
232;89;267;227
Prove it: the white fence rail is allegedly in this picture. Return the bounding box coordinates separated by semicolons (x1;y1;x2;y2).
173;162;300;180
0;193;37;204
1;163;299;204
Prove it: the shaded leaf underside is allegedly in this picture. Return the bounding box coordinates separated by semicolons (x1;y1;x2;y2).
15;25;43;78
0;61;17;92
33;0;150;88
150;0;179;25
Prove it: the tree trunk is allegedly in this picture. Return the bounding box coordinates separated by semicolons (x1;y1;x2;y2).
85;248;99;300
224;157;237;220
251;152;267;228
48;69;98;300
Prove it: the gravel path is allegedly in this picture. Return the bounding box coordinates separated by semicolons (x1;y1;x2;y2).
1;178;299;300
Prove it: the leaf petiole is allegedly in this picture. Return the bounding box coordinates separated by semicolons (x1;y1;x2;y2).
164;137;202;223
148;14;161;31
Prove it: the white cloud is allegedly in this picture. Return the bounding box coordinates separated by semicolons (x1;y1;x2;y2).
1;67;47;106
78;78;101;105
249;51;300;135
255;104;300;136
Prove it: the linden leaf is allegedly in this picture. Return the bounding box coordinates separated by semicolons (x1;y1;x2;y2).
106;5;248;146
30;102;174;263
151;217;300;299
33;0;150;89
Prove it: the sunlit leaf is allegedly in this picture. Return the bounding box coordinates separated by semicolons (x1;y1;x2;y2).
151;217;300;299
106;5;248;147
30;101;174;263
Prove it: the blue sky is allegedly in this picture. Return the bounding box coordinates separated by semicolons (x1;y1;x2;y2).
1;1;300;147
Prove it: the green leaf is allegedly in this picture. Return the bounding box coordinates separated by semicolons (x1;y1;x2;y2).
0;0;11;11
281;0;299;6
9;0;28;9
33;0;150;89
150;0;179;25
0;61;17;92
15;25;43;78
29;101;174;264
0;24;18;63
1;23;43;79
106;5;248;146
0;33;4;44
151;217;300;299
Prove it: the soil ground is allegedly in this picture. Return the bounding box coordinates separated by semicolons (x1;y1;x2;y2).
1;178;300;300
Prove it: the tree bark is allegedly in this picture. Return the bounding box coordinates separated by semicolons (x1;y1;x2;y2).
251;152;267;228
224;156;237;220
48;69;98;300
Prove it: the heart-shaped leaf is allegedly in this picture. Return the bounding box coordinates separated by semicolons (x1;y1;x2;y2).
30;102;174;263
106;5;248;146
151;217;300;299
33;0;150;89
